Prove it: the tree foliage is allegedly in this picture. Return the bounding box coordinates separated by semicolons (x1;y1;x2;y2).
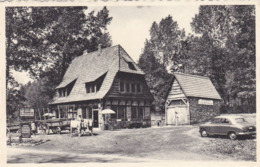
190;5;255;112
139;5;255;114
138;16;185;113
6;7;113;116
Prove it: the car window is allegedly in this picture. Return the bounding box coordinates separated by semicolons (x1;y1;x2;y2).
220;118;230;124
235;118;246;123
212;118;221;123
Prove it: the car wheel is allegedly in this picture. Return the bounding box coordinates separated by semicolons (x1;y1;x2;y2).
200;129;208;137
228;132;237;140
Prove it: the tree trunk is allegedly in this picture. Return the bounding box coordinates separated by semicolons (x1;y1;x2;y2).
37;107;42;120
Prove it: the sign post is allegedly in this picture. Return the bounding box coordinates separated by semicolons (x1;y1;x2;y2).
21;123;31;138
198;99;214;105
20;108;35;117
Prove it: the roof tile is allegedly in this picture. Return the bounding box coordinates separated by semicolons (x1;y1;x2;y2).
51;45;144;104
174;73;222;100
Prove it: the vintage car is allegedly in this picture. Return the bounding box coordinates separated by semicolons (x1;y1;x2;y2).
199;115;256;140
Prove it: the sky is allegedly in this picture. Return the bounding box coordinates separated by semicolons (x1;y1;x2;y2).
12;5;200;85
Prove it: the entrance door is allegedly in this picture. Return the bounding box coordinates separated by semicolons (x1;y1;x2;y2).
176;107;189;125
93;111;99;127
167;107;188;125
167;108;176;125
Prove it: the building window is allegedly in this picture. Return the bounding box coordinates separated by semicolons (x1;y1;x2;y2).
118;106;125;119
58;89;67;97
131;107;144;119
82;108;87;119
137;83;141;93
120;82;125;92
91;84;95;93
111;106;118;119
86;85;91;93
58;89;62;97
128;62;137;70
86;83;96;94
119;80;143;94
131;83;135;93
138;108;144;118
126;83;130;92
88;108;92;119
131;107;138;119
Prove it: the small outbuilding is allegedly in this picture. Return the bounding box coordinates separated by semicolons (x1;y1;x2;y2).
165;73;222;125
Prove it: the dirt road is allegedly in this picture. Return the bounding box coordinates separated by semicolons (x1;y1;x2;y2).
7;126;256;163
7;147;160;163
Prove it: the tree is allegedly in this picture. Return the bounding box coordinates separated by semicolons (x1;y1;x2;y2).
190;5;255;112
6;7;112;80
39;7;112;103
6;7;113;117
148;16;185;72
138;16;185;113
24;79;51;119
139;41;172;113
6;7;62;84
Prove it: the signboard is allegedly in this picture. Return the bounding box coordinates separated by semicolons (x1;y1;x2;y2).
198;99;213;105
20;108;34;117
21;124;31;138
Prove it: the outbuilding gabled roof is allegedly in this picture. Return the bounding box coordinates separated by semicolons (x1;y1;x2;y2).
173;73;222;100
50;45;144;104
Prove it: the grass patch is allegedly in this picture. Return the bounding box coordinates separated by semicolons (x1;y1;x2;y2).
201;138;256;161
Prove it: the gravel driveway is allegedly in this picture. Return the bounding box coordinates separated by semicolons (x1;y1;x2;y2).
7;126;256;163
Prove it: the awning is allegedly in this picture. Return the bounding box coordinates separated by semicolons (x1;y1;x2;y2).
43;113;55;117
100;109;116;114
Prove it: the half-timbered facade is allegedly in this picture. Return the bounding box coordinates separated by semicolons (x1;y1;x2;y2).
49;45;153;130
165;73;222;125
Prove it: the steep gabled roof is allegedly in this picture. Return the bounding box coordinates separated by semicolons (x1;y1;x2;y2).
173;73;222;100
50;45;144;104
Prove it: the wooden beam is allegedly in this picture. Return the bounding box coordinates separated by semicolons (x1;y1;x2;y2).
187;99;190;125
181;99;187;105
66;105;68;119
58;105;61;118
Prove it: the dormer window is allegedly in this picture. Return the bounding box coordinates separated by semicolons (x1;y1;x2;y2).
58;88;67;97
128;62;136;70
86;83;96;94
86;85;91;93
91;84;95;93
57;79;76;97
85;72;107;94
